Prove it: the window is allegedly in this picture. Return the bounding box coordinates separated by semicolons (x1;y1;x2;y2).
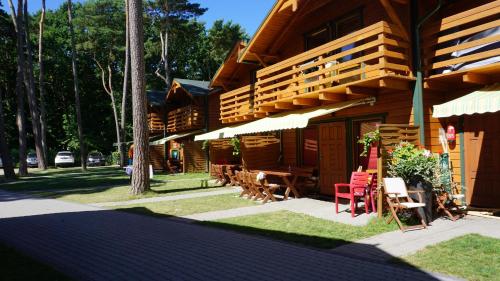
305;26;332;51
303;9;363;52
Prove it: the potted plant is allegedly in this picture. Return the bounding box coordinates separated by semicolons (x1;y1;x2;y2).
387;142;442;223
358;130;380;157
230;137;240;156
358;130;380;169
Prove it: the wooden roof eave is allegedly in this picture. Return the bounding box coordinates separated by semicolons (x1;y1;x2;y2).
238;0;299;64
210;41;247;88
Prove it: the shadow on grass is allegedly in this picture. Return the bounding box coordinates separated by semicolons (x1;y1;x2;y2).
148;184;224;195
114;206;175;219
199;220;353;249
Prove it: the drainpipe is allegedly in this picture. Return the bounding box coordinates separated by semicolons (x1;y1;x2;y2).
411;0;443;145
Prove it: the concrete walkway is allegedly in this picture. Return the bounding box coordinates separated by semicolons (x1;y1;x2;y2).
331;215;500;261
0;190;458;281
93;188;238;207
184;197;376;226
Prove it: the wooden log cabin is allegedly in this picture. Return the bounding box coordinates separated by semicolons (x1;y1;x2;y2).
163;78;210;173
196;0;500;209
146;90;168;171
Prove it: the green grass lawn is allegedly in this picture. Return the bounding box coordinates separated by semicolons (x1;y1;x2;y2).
0;167;227;204
0;242;70;281
399;234;500;281
113;193;257;217
201;210;400;249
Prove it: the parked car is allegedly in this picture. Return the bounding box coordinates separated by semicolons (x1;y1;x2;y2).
0;157;3;168
87;151;105;166
27;152;38;168
54;151;75;167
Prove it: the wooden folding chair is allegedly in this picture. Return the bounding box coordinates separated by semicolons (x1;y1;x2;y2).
225;166;239;186
247;172;266;201
256;175;281;204
383;177;427;232
214;165;227;186
236;171;252;198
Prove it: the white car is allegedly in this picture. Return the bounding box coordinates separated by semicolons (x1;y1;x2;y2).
27;152;38;168
55;151;75;167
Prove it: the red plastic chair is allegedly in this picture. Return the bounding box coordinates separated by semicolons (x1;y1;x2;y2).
368;173;378;213
335;172;370;217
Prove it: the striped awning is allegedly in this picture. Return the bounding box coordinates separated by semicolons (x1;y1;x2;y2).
194;97;375;141
432;83;500;118
149;130;204;145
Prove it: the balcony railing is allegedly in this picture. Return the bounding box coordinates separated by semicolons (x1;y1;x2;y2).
254;21;413;114
423;0;500;79
219;84;254;124
167;105;204;133
148;112;165;134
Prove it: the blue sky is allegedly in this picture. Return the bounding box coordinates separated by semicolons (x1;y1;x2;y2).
1;0;273;36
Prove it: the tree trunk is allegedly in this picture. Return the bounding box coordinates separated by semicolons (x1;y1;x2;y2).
110;89;122;161
0;88;16;179
67;0;86;171
23;0;47;170
129;0;150;194
9;0;28;176
120;0;130;167
38;0;48;165
163;30;170;88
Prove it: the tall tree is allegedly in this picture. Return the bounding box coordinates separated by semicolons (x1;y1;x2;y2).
23;0;48;169
38;0;48;164
203;19;247;79
67;0;87;171
129;0;149;194
146;0;206;87
0;8;16;179
120;0;130;167
8;0;28;176
0;88;16;179
76;0;125;166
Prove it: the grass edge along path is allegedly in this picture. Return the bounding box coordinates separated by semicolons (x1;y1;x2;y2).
397;233;500;281
112;193;258;217
200;210;400;249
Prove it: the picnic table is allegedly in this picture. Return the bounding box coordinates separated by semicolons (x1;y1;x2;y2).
251;168;301;200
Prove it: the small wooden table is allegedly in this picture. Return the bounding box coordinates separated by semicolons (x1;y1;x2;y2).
252;169;300;200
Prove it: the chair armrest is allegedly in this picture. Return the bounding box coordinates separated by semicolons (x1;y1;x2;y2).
408;190;425;194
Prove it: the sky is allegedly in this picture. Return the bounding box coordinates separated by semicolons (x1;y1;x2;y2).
0;0;274;37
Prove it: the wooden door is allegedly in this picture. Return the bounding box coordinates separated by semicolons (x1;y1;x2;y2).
464;112;500;208
319;122;347;196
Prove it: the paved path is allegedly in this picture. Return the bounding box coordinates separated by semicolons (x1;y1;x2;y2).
93;188;238;207
331;215;500;261
0;190;458;281
184;197;376;226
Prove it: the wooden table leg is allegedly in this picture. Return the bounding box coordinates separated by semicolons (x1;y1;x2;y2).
283;175;300;200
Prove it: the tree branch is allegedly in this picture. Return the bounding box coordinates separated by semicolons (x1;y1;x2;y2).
93;57;111;96
107;64;113;94
7;0;18;32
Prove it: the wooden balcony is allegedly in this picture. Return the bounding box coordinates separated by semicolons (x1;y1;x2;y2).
423;0;500;88
219;84;254;124
148;112;165;135
167;105;204;133
254;21;414;115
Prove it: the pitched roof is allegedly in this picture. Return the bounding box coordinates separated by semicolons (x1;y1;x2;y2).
174;78;210;97
146;90;167;107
